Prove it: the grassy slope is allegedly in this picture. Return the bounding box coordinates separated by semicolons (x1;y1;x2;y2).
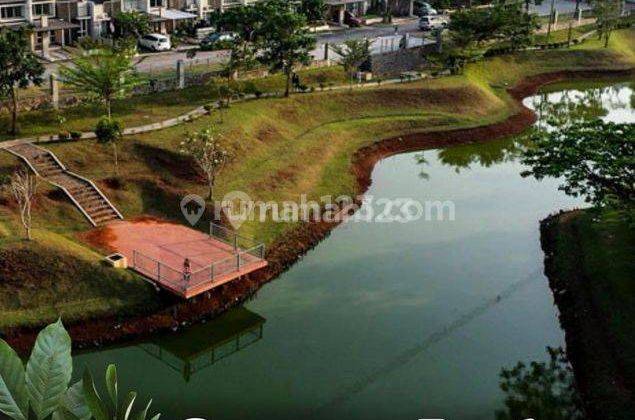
0;66;348;141
0;28;633;328
545;209;635;417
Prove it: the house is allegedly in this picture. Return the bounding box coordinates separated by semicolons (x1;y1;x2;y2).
0;0;80;57
325;0;368;25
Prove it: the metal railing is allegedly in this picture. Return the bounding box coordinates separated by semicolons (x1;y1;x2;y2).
132;228;266;293
189;244;266;289
210;222;261;252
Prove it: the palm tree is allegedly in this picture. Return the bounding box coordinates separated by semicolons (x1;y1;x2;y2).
60;47;140;119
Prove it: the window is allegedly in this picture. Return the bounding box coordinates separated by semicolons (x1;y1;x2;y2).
150;0;163;7
1;6;24;19
32;3;52;16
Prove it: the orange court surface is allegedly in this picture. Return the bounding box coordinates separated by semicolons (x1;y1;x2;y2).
101;219;267;299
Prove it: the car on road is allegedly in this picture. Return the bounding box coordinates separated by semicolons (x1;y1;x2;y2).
344;11;363;27
200;32;238;50
138;34;171;52
415;1;438;16
418;14;448;31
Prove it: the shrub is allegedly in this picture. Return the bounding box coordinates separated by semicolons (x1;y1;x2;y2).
70;131;82;141
58;130;70;141
95;117;123;144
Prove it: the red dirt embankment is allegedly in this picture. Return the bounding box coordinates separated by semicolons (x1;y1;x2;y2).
4;69;633;353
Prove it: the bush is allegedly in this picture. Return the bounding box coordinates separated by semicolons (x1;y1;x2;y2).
58;130;70;141
70;131;82;141
95;117;123;144
203;103;216;112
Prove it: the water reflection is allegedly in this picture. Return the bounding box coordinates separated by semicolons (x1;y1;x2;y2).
415;82;634;177
138;308;265;382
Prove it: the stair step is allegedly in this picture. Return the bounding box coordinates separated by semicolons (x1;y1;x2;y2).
8;143;122;227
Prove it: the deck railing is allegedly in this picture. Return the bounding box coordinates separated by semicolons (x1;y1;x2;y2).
131;228;266;293
210;222;261;251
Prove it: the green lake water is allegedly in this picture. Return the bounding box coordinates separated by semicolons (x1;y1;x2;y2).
74;81;634;419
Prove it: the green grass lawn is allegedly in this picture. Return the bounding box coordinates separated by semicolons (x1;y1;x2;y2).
0;28;633;329
0;66;348;141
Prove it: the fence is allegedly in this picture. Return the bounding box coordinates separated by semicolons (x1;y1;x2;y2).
131;224;266;293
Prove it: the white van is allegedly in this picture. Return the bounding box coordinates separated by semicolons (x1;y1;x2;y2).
419;14;448;31
138;34;171;52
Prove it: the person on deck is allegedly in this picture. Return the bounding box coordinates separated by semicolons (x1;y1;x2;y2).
183;258;192;283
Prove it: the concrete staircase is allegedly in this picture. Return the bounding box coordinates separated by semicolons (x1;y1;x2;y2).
3;142;123;226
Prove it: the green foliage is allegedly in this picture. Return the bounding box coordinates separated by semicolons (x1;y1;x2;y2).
114;11;151;39
95;117;123;145
332;39;371;87
449;3;538;51
180;127;232;200
95;117;124;174
522;119;634;210
496;347;584;420
592;0;621;48
0;320;77;420
300;0;327;24
256;0;315;96
60;48;140;118
0;321;160;420
83;365;160;420
0;27;45;135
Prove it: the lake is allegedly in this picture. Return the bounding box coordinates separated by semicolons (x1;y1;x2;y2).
74;81;634;420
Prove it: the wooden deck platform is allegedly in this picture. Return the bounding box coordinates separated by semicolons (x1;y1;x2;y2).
105;220;267;299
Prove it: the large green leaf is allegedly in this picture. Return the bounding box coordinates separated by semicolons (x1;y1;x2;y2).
105;364;118;416
0;339;28;420
51;406;80;420
134;399;153;420
59;381;91;420
25;320;73;420
82;370;109;420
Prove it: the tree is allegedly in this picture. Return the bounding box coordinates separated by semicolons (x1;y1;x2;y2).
224;38;258;81
9;167;37;241
114;11;151;39
300;0;328;27
180;127;232;201
567;0;583;45
332;39;371;89
257;0;315;97
0;28;44;135
0;320;160;420
60;47;140;119
499;3;539;51
95;116;124;175
521;119;634;209
593;0;621;48
496;347;584;420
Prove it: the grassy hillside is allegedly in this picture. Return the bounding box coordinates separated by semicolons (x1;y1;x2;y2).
0;28;633;328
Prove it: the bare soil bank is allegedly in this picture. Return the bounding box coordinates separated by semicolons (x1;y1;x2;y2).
4;68;634;355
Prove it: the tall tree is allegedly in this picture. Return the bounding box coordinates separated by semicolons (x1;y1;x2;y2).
60;47;140;118
332;39;371;89
114;11;151;39
593;0;621;48
0;28;44;135
300;0;328;28
257;0;316;97
180;127;232;201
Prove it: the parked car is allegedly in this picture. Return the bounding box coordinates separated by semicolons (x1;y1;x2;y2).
344;11;363;27
200;32;238;50
418;14;448;31
138;34;171;52
415;1;438;16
